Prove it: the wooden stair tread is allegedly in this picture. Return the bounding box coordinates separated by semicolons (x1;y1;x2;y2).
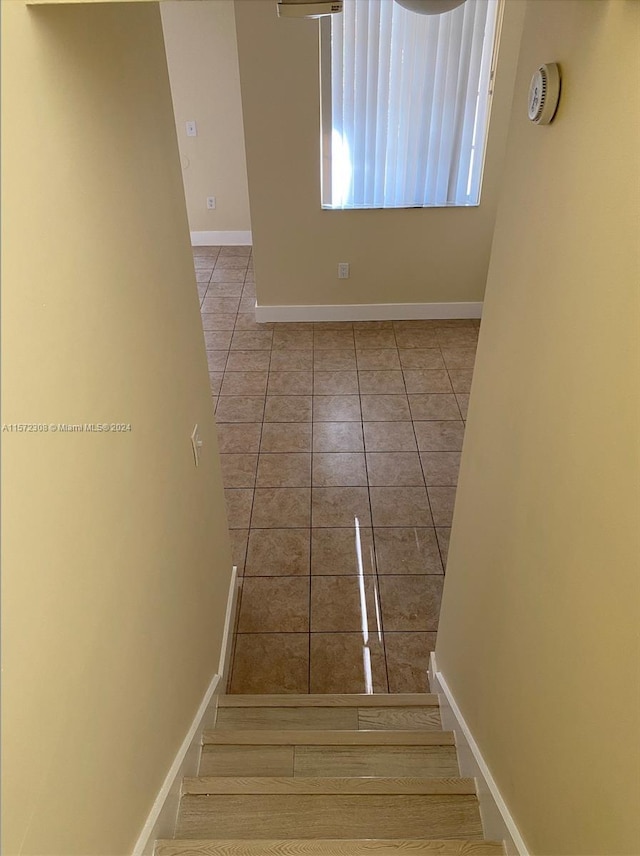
202;730;455;746
183;776;476;795
155;839;504;855
218;694;439;708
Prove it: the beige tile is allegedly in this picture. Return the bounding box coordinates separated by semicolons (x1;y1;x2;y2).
427;486;457;527
219;245;251;257
356;349;401;370
312;453;367;487
230;633;309;694
195;269;212;283
354;329;397;349
395;329;440;349
238;577;310;632
229;528;249;576
403;369;452;394
312;422;364;452
448;369;474;394
224;488;254;529
313;321;354;330
310;634;388;693
385;632;438;693
235;313;273;332
420;452;461;486
207;350;228;372
362;422;416;452
310;577;381;631
251;488;311;528
256;453;311;487
245;529;311;576
272;329;314;350
274;321;314;330
312;487;372;527
211;269;245;283
311;527;375;575
209;372;224;397
441;346;477;369
216;423;262;454
214;256;249;270
436;327;480;347
314;329;355;350
239;297;257;313
220;454;258;488
378;575;444;631
260;423;312;453
264;396;312;423
369;486;433;527
366;453;424;486
353;320;393;330
201;313;236;331
456;393;470;419
220;371;268;396
230;330;273;350
360;394;411;422
204;330;233;350
269;350;314;371
313;350;357;371
267;371;313;396
201;296;240;314
398;349;445;370
225;351;271;372
414;421;465;451
313;371;359;395
408;394;461;421
312;395;362;422
436;527;451;568
358;371;405;394
215;397;265;423
208;282;244;298
374;528;443;574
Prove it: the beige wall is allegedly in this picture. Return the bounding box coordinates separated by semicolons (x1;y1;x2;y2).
234;0;525;309
436;1;640;854
1;3;232;854
161;0;251;235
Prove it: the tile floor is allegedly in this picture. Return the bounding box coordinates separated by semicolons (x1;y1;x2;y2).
195;246;478;695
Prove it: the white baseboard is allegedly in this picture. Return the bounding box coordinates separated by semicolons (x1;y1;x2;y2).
254;301;483;323
132;567;240;856
191;230;252;247
429;652;529;856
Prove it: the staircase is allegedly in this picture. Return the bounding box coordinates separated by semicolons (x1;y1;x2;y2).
155;693;503;856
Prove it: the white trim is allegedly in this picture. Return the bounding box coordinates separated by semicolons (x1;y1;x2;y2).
254;302;483;323
190;231;252;247
131;567;239;856
429;652;530;856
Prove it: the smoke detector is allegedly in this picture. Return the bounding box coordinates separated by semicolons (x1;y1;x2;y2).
277;0;343;18
528;63;561;125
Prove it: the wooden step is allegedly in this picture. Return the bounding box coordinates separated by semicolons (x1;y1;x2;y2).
202;730;454;746
175;793;484;839
214;707;442;732
199;744;459;778
218;694;439;708
183;777;476;795
156;839;505;855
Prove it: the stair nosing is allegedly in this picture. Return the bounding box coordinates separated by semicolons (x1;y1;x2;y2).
217;694;440;708
202;729;455;746
182;775;476;795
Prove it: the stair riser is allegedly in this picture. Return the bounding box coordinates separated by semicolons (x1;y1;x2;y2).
215;707;442;732
176;794;484;840
156;839;505;855
199;745;459;778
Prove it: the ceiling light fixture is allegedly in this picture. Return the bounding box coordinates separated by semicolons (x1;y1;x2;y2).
394;0;467;14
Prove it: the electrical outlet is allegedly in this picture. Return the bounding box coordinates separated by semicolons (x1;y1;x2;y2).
207;197;216;210
185;120;197;137
338;262;350;279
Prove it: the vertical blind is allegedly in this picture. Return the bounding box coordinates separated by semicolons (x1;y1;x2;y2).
322;0;500;209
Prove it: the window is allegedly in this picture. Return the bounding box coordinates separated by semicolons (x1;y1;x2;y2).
320;0;501;209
